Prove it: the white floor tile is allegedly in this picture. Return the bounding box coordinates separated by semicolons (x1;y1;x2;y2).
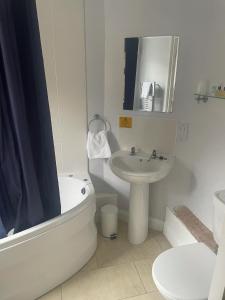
38;287;61;300
62;263;145;300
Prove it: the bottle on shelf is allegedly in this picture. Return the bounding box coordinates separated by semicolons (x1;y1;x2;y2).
215;84;225;98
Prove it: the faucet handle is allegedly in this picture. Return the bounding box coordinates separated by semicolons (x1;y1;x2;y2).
152;149;157;156
130;146;136;155
151;149;158;159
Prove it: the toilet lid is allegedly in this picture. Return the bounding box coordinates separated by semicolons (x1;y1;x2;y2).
152;243;216;300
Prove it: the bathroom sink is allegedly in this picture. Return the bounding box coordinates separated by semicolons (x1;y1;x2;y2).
109;150;174;245
109;151;174;183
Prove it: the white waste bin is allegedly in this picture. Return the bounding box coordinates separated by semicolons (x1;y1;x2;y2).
101;204;118;238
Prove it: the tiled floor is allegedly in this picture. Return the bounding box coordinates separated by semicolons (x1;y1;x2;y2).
39;222;171;300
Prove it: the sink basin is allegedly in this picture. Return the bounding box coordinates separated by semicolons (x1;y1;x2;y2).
109;151;174;183
109;150;174;245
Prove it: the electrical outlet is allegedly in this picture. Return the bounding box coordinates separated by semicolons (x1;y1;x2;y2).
177;122;189;142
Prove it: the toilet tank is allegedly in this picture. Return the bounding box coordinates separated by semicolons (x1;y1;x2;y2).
213;190;225;245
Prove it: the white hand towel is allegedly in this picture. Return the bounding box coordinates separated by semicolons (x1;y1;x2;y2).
87;130;111;159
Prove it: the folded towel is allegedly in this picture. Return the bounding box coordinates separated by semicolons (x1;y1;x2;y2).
141;82;150;98
87;130;111;159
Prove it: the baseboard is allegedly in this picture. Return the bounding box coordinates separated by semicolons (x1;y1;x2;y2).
95;193;164;232
149;217;164;232
118;209;128;223
97;205;198;245
118;209;164;232
163;207;197;247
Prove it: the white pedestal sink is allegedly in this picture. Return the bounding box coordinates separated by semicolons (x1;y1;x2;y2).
109;150;174;245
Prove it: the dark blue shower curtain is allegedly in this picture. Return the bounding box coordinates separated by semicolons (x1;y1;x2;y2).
0;0;61;236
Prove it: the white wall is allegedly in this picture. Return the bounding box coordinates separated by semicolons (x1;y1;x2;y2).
103;0;225;229
36;0;87;175
165;0;225;229
118;117;176;154
103;0;182;213
37;0;225;233
84;0;106;191
36;1;225;295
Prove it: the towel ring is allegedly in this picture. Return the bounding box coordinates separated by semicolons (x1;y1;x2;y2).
88;114;108;131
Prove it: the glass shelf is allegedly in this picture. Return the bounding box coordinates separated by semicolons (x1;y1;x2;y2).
194;93;225;102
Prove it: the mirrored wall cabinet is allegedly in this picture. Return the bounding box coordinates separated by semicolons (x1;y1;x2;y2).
123;35;179;113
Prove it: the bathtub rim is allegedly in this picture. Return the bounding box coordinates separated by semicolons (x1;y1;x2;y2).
0;174;95;251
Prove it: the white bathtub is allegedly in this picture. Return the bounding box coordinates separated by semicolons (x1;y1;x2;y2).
0;175;97;300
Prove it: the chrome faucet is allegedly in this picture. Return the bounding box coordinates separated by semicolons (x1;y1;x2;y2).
147;149;157;161
147;149;167;161
130;146;136;156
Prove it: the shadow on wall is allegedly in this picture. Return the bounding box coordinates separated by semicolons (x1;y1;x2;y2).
89;173;112;193
89;173;117;193
107;131;120;153
172;158;197;196
88;130;120;190
149;158;197;222
88;124;120;190
89;173;129;205
166;158;197;207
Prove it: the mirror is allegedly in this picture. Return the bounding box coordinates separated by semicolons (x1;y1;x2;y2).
123;36;179;113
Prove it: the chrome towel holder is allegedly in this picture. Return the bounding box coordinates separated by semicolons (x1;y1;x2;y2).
88;114;109;131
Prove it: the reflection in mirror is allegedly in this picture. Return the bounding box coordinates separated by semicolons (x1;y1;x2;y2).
123;36;179;113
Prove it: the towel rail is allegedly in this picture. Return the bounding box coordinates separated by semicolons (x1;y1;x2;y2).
88;114;109;131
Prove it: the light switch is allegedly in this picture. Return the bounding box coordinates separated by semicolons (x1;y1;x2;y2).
119;116;132;128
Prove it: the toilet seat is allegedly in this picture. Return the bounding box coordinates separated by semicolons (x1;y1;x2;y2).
152;243;216;300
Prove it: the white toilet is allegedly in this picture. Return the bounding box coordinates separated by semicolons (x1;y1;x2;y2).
152;190;225;300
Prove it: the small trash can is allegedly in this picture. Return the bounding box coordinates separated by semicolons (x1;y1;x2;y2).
101;204;118;239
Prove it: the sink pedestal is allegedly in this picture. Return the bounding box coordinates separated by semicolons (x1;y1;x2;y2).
109;150;174;245
128;183;149;244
